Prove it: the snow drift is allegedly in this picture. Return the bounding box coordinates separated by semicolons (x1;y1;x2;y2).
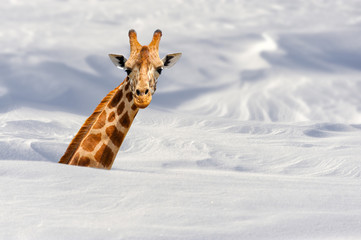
1;0;361;239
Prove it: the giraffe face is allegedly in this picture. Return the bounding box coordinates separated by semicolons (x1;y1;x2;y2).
124;46;163;108
109;29;182;109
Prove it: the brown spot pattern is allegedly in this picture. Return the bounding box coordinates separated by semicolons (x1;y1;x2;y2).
106;126;125;148
108;112;116;122
93;111;106;129
110;89;123;108
131;104;137;111
82;133;102;152
117;102;125;115
95;144;114;168
126;92;133;102
125;81;130;91
119;112;131;128
78;156;91;166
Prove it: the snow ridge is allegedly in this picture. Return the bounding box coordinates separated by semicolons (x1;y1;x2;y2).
1;0;361;239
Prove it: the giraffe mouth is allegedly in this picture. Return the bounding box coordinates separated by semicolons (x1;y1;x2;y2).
133;95;152;109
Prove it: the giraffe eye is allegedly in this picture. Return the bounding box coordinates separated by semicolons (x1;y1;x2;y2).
125;69;132;75
156;67;163;75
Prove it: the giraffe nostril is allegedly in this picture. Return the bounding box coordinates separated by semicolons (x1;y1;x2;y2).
135;89;150;96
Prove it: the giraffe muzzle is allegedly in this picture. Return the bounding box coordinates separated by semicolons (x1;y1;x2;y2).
133;92;152;109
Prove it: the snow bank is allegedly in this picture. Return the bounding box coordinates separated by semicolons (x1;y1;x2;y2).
1;0;361;239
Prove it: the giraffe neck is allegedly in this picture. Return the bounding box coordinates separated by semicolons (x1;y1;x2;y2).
59;78;139;169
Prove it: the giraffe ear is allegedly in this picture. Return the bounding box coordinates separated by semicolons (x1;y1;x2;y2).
162;53;182;69
108;54;127;69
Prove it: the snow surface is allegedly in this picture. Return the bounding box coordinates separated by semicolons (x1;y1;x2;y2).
1;0;361;239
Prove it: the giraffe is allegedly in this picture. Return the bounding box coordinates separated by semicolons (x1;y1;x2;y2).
59;29;181;169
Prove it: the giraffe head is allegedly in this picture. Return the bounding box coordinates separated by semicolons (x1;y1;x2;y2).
109;29;181;109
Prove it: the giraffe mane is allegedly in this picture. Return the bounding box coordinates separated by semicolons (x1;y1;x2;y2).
59;80;126;164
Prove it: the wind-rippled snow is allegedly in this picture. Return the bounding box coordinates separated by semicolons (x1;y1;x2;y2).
1;1;361;239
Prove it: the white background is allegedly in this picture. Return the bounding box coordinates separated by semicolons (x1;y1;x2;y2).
1;0;361;239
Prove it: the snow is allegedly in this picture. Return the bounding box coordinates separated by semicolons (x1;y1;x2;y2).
1;0;361;239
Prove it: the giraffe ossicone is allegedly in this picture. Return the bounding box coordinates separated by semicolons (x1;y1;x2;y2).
59;29;181;169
